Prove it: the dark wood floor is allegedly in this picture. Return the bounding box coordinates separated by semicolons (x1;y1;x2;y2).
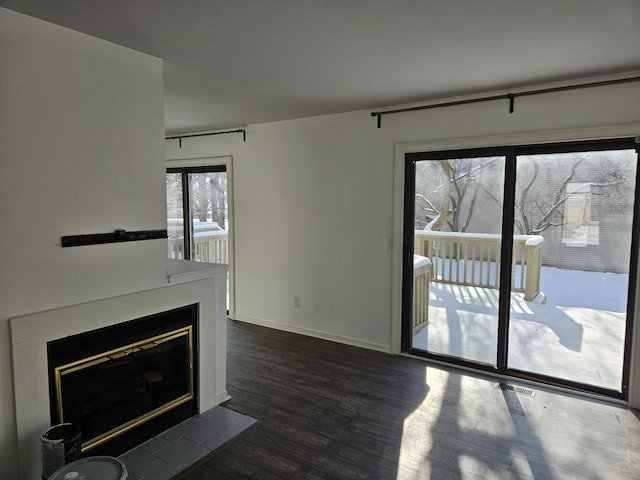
180;319;640;479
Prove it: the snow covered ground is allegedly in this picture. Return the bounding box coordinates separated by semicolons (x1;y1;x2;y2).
412;266;629;391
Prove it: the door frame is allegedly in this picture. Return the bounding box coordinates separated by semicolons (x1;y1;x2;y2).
167;155;236;318
391;124;640;401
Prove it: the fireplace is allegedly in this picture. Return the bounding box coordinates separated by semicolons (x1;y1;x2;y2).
47;304;199;457
11;263;229;480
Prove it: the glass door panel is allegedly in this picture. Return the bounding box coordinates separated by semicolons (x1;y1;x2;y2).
508;150;637;391
412;156;506;366
166;172;185;259
188;171;229;264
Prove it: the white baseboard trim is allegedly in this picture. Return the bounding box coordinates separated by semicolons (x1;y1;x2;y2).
214;391;231;405
230;314;392;354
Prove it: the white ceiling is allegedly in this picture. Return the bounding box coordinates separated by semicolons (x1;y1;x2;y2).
3;0;640;134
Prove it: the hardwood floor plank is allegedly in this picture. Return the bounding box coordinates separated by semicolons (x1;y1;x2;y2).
178;320;640;479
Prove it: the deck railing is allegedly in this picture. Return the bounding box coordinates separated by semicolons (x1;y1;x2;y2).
414;230;545;303
168;230;229;264
167;229;543;333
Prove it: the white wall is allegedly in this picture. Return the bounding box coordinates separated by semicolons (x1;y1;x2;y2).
0;8;166;477
166;74;640;402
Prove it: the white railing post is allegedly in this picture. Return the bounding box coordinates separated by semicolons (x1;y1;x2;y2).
208;236;216;263
413;255;432;333
524;236;545;302
167;238;184;259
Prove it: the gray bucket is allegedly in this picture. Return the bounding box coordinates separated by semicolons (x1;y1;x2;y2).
47;456;127;480
41;423;81;480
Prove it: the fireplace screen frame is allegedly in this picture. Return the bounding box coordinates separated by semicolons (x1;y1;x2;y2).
54;326;194;453
46;303;199;457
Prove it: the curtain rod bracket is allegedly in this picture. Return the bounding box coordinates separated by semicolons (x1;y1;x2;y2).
370;112;381;128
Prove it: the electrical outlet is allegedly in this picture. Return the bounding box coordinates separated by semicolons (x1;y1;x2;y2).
294;296;301;309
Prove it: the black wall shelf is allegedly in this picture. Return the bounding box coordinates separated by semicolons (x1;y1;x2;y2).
61;229;168;247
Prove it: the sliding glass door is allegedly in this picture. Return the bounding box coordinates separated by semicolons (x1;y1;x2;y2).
403;139;639;398
411;154;506;366
167;164;231;310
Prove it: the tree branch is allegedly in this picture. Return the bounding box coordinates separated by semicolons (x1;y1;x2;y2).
415;193;439;213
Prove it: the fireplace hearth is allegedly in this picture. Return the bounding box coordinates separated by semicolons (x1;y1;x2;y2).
47;304;199;457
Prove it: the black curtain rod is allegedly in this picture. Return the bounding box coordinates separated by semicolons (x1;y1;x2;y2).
166;128;246;147
371;76;640;128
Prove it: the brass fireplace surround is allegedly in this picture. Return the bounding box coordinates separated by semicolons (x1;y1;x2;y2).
54;326;194;453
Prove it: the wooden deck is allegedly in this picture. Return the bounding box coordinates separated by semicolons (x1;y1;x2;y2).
178;319;640;479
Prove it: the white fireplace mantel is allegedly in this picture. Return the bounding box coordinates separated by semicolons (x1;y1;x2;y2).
10;261;228;480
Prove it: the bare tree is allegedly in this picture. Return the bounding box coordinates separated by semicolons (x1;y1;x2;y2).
192;174;209;222
415;153;632;236
209;173;227;228
418;161;451;231
415;157;502;232
513;153;630;235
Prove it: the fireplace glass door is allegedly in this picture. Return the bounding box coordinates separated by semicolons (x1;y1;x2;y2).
47;304;198;457
55;327;193;453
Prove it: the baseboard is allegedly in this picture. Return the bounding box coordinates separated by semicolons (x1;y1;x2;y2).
230;314;392;354
214;391;231;405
